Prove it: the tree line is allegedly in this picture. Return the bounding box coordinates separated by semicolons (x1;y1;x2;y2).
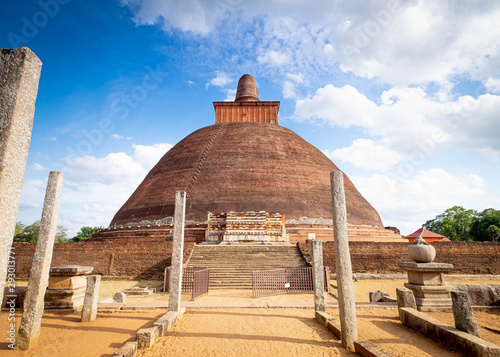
423;206;500;242
14;221;102;243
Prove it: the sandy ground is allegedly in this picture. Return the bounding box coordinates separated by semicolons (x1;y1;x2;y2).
138;308;355;357
0;310;166;356
1;278;498;356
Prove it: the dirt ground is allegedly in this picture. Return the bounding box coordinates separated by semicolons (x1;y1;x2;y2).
138;308;354;357
0;310;166;357
1;278;498;356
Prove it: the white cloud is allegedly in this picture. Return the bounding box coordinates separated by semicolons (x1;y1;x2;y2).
123;1;500;87
326;139;404;171
111;133;132;141
295;84;500;169
32;163;48;171
224;89;236;102
132;143;173;169
206;71;233;88
485;78;500;94
49;137;57;142
352;168;487;235
257;50;290;66
19;142;174;236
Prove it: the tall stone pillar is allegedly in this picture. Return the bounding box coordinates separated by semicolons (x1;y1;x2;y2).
311;240;325;312
331;171;357;351
168;191;186;312
17;171;64;350
0;47;42;306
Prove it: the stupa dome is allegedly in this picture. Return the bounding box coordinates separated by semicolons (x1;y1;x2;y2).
110;74;384;228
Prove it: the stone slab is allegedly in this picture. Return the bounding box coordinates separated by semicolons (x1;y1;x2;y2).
354;340;396;357
415;297;452;307
49;265;93;276
153;311;180;336
315;310;334;327
398;262;453;272
48;276;87;290
407;271;444;286
136;326;159;349
399;307;500;356
404;283;450;299
44;287;86;301
44;299;84;309
113;341;137;357
327;319;342;340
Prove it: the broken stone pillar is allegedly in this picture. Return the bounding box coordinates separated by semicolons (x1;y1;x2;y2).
311;240;325;312
0;47;42;306
396;287;417;324
330;171;357;351
168;191;186;312
17;171;64;350
113;292;126;304
451;290;481;337
81;275;101;322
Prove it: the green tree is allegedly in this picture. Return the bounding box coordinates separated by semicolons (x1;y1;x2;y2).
423;206;478;241
486;225;500;242
71;226;102;242
13;220;68;243
470;208;500;242
15;222;25;236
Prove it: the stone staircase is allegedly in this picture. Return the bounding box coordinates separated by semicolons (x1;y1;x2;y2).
186;244;308;289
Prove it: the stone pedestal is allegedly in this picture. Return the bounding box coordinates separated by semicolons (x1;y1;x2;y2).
45;265;93;309
398;262;453;311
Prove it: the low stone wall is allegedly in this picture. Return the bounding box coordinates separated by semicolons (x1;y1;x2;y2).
11;240;499;279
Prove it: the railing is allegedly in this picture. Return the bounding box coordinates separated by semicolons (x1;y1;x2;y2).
252;267;330;298
164;267;209;300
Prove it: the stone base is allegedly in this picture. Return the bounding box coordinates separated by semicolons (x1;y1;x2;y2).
44;299;84;309
123;287;155;296
48;276;87;290
415;297;453;311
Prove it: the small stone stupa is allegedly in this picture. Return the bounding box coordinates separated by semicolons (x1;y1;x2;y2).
398;236;454;311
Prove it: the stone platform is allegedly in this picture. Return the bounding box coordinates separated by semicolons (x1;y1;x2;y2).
398;262;454;311
45;265;93;309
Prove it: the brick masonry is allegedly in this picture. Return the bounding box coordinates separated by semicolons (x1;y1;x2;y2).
11;241;499;279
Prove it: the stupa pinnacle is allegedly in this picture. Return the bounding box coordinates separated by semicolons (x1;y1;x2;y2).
234;74;259;102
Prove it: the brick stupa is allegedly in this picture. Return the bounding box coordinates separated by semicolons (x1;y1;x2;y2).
96;74;402;243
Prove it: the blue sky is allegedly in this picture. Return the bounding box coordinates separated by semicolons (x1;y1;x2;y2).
1;0;499;237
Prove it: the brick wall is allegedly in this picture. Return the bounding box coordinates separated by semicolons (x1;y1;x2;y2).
12;239;195;280
12;240;499;279
299;241;500;274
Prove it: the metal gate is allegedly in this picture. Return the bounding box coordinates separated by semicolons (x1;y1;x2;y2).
164;267;209;300
252;267;330;298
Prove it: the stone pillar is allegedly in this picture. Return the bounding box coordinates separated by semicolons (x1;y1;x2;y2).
330;171;357;351
451;290;481;337
17;171;64;350
0;47;42;306
81;275;101;322
168;191;186;312
311;240;325;312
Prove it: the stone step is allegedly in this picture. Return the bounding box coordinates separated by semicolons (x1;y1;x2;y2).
185;244;308;289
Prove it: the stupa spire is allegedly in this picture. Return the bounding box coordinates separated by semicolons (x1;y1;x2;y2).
235;74;259;102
